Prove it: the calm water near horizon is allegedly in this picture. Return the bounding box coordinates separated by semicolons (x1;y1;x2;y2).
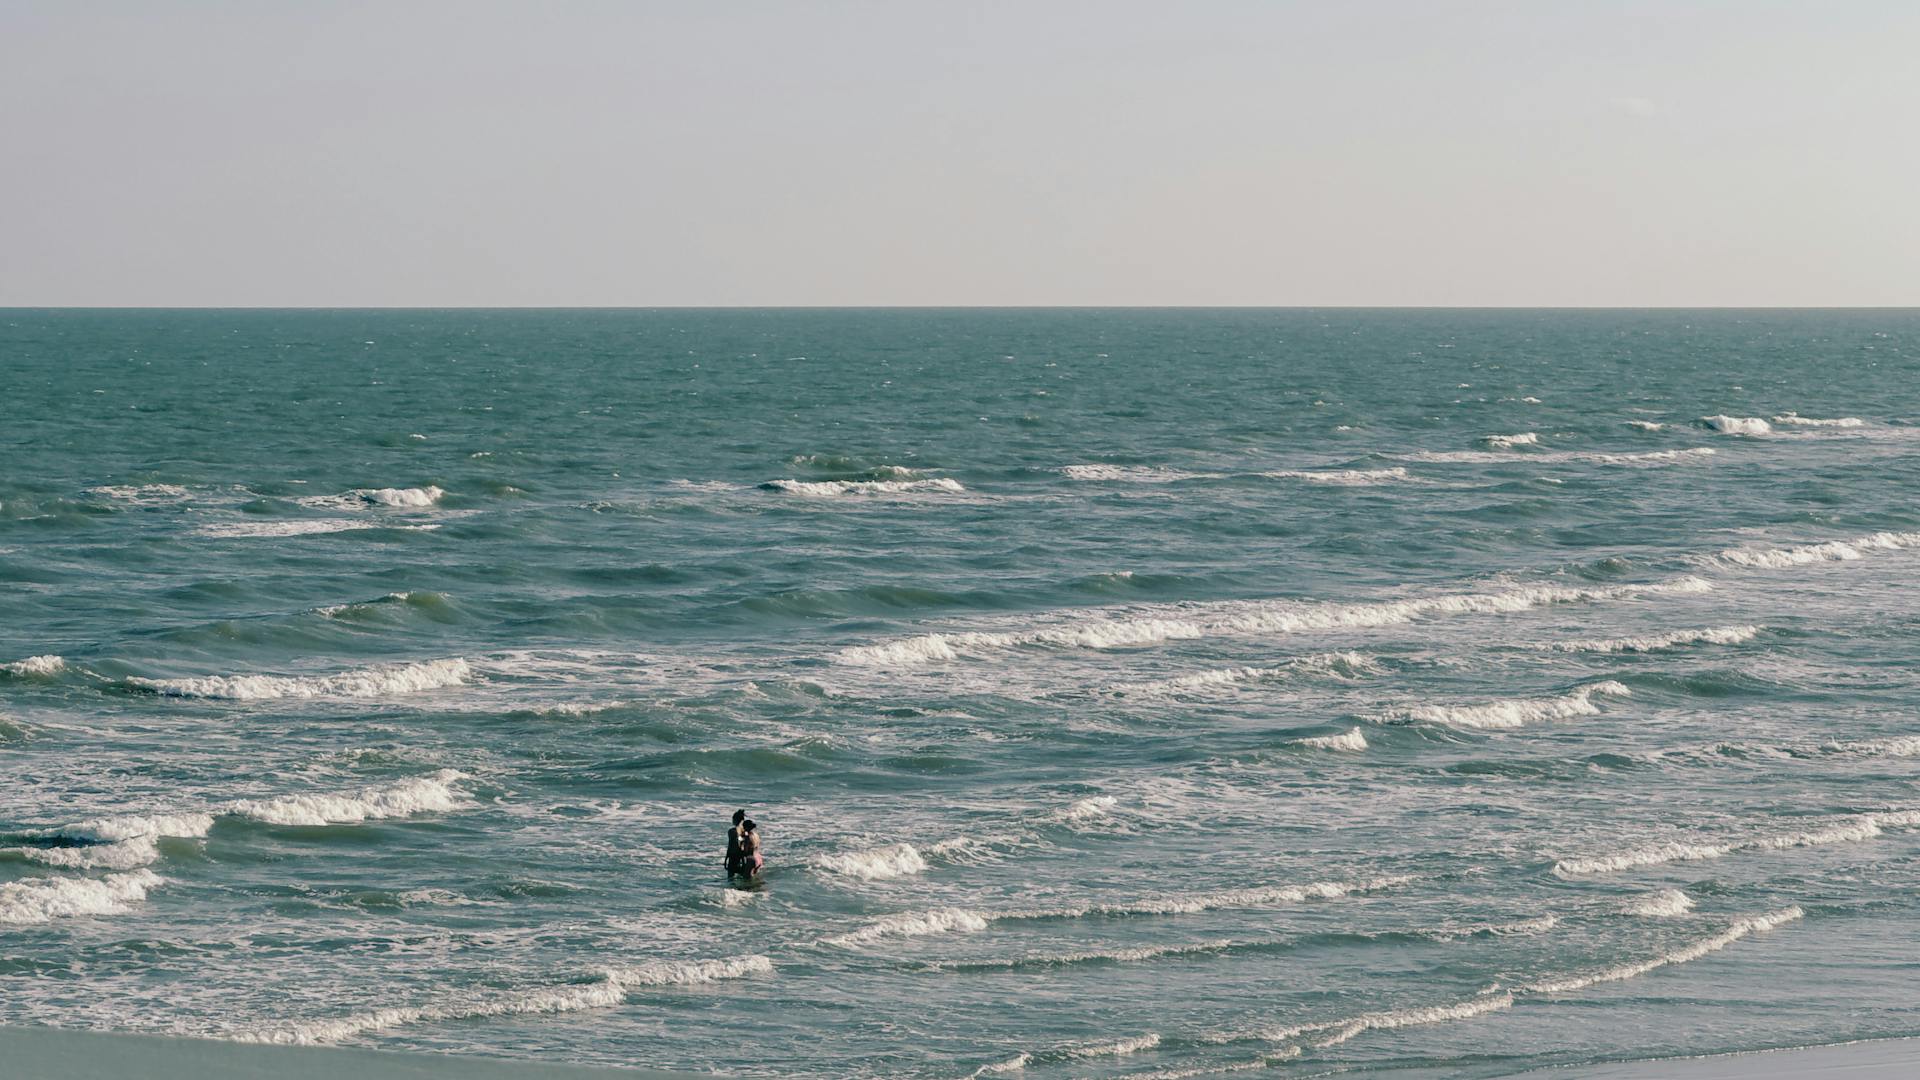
4;308;1919;1077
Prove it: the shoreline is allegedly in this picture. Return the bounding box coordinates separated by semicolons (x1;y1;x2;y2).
0;1025;709;1080
1503;1036;1920;1078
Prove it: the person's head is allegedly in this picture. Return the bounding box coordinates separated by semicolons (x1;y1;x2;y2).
732;809;746;826
742;819;756;835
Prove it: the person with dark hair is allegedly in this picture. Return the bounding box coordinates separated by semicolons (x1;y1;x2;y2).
740;818;763;876
724;809;747;878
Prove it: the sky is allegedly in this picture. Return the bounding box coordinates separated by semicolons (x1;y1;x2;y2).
2;1;1917;307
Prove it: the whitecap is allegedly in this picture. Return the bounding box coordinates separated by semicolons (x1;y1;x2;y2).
1289;728;1369;752
0;869;164;925
765;478;965;497
1553;812;1918;876
128;658;472;700
196;518;441;539
1060;464;1215;483
224;769;469;826
1709;531;1920;569
1388;681;1630;731
1527;907;1801;993
1627;421;1666;431
2;654;67;677
1771;413;1863;428
1258;467;1412;486
1541;626;1760;653
1483;432;1539;449
813;843;930;881
1700;415;1772;435
1623;889;1695;917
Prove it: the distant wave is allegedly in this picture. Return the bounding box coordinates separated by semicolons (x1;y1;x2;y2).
1539;625;1760;653
297;485;446;510
1115;652;1381;698
0;869;163;925
835;578;1712;668
1483;432;1539;449
1707;531;1920;569
29;772;470;855
765;477;966;497
1700;415;1772;435
238;955;772;1045
1626;420;1666;431
1387;681;1629;730
1772;413;1863;428
1258;467;1412;486
87;483;192;503
195;518;441;539
1411;447;1715;466
1553;811;1920;876
1060;464;1217;483
126;658;471;700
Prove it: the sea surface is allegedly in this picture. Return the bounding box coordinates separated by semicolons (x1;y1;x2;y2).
3;309;1919;1079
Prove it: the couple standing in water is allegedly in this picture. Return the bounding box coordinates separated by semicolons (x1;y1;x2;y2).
724;809;763;882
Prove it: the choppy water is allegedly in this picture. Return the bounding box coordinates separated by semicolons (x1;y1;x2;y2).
4;309;1919;1078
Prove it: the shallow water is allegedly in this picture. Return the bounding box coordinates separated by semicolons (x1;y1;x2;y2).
3;308;1918;1078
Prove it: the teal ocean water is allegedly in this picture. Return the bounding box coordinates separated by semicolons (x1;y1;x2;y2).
4;309;1919;1078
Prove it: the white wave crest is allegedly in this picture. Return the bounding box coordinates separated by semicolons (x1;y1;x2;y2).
1528;908;1802;993
1623;889;1695;917
4;836;162;870
767;478;965;497
969;1054;1033;1077
814;843;929;881
42;812;217;843
1259;467;1411;486
1060;795;1118;825
355;485;445;507
0;869;163;925
1484;432;1539;449
88;483;193;501
129;658;472;700
1543;626;1760;653
3;654;67;677
1259;993;1515;1048
1060;464;1213;482
838;578;1711;668
1391;681;1630;730
1025;875;1416;920
1710;531;1920;569
224;769;468;826
1553;813;1918;876
1772;413;1863;428
1290;727;1369;752
1119;651;1381;698
1701;415;1772;435
1411;447;1716;466
822;907;993;947
196;518;441;538
241;956;770;1045
1626;420;1666;431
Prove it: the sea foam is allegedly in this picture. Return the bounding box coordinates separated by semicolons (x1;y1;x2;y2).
1541;625;1760;653
1483;432;1539;449
1553;812;1920;876
1389;681;1630;730
1709;531;1920;569
2;654;67;677
1527;907;1802;993
1290;728;1369;752
224;769;469;826
813;843;930;881
128;658;472;700
0;869;164;925
836;578;1711;668
1258;467;1412;486
1771;413;1864;428
1701;415;1772;435
765;478;965;497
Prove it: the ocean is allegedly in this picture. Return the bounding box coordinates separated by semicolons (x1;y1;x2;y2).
2;308;1917;1078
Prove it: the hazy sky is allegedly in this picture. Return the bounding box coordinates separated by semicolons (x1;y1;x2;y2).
3;2;1916;306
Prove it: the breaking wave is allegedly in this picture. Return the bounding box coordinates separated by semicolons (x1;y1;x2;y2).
2;836;162;870
126;658;472;700
765;477;966;497
1060;464;1215;482
2;654;67;678
1527;908;1802;993
1554;812;1920;876
1484;432;1539;449
1701;415;1772;435
1290;728;1369;752
0;869;164;925
1389;681;1630;730
224;769;469;827
1258;467;1412;486
814;843;930;881
836;578;1711;668
1708;531;1920;569
1540;626;1759;653
195;518;441;539
1116;651;1381;697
